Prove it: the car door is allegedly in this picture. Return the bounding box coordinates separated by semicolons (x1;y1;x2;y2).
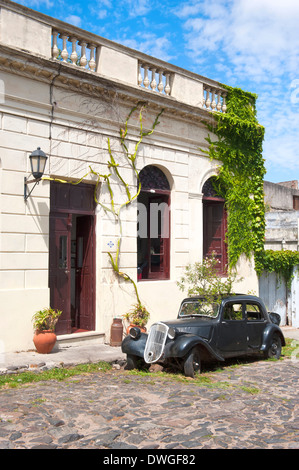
245;302;267;351
216;301;247;357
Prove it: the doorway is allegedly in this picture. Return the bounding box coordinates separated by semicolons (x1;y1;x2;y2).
49;182;96;335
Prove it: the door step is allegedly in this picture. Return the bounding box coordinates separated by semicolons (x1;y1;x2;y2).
56;331;105;349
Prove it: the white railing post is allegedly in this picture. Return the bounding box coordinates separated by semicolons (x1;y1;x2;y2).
60;33;69;62
52;30;59;59
89;44;96;72
70;36;78;65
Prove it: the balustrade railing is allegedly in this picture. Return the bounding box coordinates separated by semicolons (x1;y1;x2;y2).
52;30;97;71
50;27;226;112
202;85;227;113
0;0;228;113
138;63;172;95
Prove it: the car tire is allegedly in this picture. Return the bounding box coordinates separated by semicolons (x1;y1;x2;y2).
264;333;282;359
125;354;149;370
183;347;201;378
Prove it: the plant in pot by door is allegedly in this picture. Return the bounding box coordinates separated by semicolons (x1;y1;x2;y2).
32;308;62;354
123;303;150;334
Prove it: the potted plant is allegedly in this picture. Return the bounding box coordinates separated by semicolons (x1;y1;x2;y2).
32;307;62;354
123;303;150;334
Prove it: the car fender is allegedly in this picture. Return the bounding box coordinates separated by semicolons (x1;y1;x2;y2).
164;333;224;362
121;333;147;358
260;324;286;351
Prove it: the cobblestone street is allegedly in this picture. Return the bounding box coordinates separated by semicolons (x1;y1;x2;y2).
0;356;298;450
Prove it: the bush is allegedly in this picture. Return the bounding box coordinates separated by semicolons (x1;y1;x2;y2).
177;254;242;301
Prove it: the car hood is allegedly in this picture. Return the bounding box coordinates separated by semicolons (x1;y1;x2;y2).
161;317;217;340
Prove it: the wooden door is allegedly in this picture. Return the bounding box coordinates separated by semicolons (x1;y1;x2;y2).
49;212;72;334
49;181;96;334
75;215;95;330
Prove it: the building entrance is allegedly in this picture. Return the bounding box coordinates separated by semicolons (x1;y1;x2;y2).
49;182;96;334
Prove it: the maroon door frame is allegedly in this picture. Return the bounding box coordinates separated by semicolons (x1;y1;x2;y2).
49;182;96;334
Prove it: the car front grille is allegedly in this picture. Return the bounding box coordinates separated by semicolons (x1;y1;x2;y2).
144;322;168;363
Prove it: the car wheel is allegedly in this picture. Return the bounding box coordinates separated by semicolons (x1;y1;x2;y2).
125;354;148;370
183;347;201;378
264;333;282;359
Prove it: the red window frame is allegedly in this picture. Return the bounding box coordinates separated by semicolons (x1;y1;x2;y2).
137;189;170;281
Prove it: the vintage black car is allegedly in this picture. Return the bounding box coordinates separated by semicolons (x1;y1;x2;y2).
121;294;286;377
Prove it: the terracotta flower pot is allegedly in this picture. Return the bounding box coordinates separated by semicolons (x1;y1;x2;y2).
126;324;147;335
33;330;57;354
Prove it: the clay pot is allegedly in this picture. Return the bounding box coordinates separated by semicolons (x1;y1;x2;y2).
33;330;57;354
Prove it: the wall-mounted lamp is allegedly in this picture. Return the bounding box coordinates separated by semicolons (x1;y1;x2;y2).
24;147;48;201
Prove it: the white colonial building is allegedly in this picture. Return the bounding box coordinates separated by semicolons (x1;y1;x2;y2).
0;0;258;353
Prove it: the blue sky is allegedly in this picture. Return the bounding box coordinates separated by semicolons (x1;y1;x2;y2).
15;0;299;184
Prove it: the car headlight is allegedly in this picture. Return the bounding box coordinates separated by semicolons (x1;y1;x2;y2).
129;327;141;340
167;327;176;340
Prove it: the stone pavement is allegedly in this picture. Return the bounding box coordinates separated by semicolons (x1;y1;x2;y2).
0;354;298;450
0;327;298;450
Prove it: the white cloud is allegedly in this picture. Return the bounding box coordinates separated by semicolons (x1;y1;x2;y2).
173;0;299;182
65;14;82;27
127;0;151;17
96;10;108;20
17;0;54;8
175;0;299;80
119;32;174;62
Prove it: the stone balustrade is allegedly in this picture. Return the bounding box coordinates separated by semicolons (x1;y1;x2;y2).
52;30;97;71
138;63;172;95
0;0;227;112
203;85;227;113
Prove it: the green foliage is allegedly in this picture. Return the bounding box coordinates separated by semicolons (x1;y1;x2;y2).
256;250;299;288
32;307;62;332
123;303;150;328
204;86;299;286
177;253;242;302
204;85;266;267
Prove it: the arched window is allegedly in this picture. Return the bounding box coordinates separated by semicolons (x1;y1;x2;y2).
137;165;170;280
202;177;227;274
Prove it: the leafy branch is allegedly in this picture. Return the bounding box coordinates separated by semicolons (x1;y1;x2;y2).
177;253;242;303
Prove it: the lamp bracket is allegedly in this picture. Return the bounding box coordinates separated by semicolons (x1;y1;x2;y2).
24;176;41;202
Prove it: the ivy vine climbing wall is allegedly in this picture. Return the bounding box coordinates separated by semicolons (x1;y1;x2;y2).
205;85;299;287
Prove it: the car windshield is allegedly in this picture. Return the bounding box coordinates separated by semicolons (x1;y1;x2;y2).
179;299;220;318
